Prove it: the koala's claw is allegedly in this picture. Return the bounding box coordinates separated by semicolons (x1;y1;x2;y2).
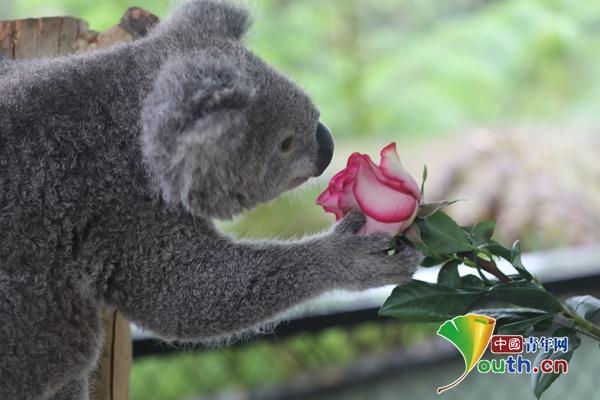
333;211;395;251
334;211;366;234
326;213;421;289
364;233;398;253
351;243;421;289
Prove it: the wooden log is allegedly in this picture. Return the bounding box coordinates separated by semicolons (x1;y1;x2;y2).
91;311;133;400
0;7;158;59
1;7;159;400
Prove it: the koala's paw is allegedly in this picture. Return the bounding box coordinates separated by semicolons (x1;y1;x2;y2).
328;211;422;290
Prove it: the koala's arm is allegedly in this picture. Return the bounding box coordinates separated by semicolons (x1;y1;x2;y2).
104;211;420;341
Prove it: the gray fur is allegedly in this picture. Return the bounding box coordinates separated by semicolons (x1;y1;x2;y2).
0;1;421;399
49;378;89;400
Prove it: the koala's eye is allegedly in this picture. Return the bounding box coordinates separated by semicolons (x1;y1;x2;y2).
280;136;294;153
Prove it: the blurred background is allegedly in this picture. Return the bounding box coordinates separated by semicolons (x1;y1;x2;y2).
2;0;600;399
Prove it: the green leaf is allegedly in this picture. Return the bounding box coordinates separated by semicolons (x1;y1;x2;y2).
549;326;577;337
484;240;512;261
420;256;443;268
497;314;555;335
475;265;493;286
403;223;421;243
531;332;581;399
416;200;460;219
490;281;562;313
511;240;533;281
470;220;496;246
565;295;600;324
473;307;547;327
417;211;475;255
461;274;486;290
403;223;430;255
420;164;427;200
437;260;461;288
476;251;492;262
379;280;485;322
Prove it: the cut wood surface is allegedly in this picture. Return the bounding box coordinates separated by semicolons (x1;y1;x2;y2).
0;7;158;59
1;7;159;400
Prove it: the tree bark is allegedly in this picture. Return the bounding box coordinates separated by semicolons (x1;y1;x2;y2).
0;7;159;400
0;7;158;58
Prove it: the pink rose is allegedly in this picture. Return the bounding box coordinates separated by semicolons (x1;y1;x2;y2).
316;143;420;236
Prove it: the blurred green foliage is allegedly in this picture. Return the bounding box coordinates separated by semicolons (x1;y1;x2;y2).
131;321;437;400
6;0;600;139
11;0;598;240
7;0;600;241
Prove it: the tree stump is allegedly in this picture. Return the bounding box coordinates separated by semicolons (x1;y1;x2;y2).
0;7;159;400
0;7;158;58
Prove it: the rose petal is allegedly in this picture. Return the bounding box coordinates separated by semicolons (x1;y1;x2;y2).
330;170;348;191
336;178;356;210
358;218;403;236
321;154;363;216
354;157;419;223
316;188;345;220
363;150;417;198
379;143;421;200
358;202;418;236
346;152;363;169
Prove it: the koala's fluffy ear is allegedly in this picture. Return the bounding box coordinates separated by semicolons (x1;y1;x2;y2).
140;54;256;212
158;0;251;40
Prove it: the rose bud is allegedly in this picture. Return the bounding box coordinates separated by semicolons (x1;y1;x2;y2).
317;143;420;236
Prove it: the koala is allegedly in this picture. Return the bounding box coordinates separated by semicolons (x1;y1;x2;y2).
0;1;421;399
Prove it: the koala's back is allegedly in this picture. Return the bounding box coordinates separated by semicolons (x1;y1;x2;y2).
0;0;254;282
0;47;157;281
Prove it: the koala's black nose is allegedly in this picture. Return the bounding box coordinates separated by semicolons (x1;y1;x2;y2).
315;122;334;176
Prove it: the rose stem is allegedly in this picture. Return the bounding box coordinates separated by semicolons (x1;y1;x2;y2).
463;253;510;283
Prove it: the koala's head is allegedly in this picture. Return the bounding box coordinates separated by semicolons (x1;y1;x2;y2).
141;1;334;219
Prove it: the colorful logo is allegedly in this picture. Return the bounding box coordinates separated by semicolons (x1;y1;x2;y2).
436;314;496;394
436;314;571;394
490;334;523;354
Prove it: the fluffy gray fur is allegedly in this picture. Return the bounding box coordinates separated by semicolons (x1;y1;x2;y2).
0;1;421;399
